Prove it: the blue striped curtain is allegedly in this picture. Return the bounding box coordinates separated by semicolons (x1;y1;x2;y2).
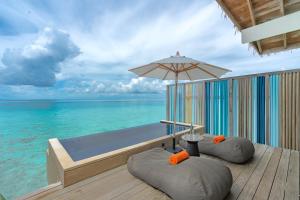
205;80;229;136
251;77;257;143
177;84;185;122
269;75;280;147
205;82;211;133
167;85;184;121
166;72;295;149
233;79;239;137
257;76;265;144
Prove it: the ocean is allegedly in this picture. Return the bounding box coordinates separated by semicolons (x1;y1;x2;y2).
0;95;165;199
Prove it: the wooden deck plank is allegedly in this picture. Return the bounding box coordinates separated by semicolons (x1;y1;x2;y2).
52;168;139;200
16;182;63;200
112;183;150;200
226;144;268;200
22;144;299;200
126;186;170;200
284;150;299;200
253;148;283;200
91;176;143;200
237;147;274;200
268;149;291;200
41;166;128;200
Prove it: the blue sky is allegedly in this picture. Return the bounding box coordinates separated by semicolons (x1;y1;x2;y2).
0;0;300;99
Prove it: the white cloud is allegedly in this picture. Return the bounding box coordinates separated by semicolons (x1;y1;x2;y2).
0;27;80;86
64;77;170;94
1;0;300;99
64;1;238;73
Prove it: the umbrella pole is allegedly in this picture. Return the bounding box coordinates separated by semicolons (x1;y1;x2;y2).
172;73;178;150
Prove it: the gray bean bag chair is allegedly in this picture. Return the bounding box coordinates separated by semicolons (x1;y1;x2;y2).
127;148;232;200
180;134;255;163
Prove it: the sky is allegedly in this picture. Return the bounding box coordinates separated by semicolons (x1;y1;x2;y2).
0;0;299;99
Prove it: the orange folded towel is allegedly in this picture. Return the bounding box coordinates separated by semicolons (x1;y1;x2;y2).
169;150;189;165
213;135;225;144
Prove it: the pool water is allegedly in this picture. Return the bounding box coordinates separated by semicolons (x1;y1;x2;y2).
60;122;188;161
0;99;165;199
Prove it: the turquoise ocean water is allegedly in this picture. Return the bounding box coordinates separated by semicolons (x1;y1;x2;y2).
0;95;165;199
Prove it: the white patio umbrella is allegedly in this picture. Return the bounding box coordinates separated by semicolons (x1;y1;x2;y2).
129;52;231;152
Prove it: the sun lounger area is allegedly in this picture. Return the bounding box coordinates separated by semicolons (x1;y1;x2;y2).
20;143;299;200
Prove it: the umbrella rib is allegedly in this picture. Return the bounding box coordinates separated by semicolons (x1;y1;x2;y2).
158;64;174;72
178;64;198;72
192;64;219;79
185;71;192;81
162;70;169;80
139;66;159;76
181;63;185;71
129;63;174;72
171;63;177;72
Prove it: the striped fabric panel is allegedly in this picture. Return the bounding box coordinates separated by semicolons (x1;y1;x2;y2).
257;76;266;144
179;84;185;122
251;77;257;143
269;75;280;147
192;84;196;124
168;85;173;121
177;85;180;122
218;80;229;136
210;82;214;133
204;80;229;136
184;84;192;123
224;80;229;135
166;70;299;150
192;83;204;125
233;79;239;137
205;82;211;133
213;81;218;134
279;72;300;150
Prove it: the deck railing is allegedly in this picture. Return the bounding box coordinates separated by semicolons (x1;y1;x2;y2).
166;68;300;150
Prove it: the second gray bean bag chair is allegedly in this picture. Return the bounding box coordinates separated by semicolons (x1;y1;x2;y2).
127;148;232;200
180;134;255;163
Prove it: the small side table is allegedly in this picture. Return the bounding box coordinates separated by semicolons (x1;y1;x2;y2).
181;134;202;157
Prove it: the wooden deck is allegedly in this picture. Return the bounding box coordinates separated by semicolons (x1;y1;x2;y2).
21;144;299;200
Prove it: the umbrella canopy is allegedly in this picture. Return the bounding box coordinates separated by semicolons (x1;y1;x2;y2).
129;51;230;81
129;52;231;152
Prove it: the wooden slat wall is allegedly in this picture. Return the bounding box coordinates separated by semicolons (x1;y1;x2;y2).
237;78;252;140
248;78;252;140
238;78;244;138
295;72;300;151
167;69;300;150
184;84;193;124
280;71;300;150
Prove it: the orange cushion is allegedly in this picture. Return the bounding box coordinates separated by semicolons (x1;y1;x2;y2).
213;135;225;144
169;150;189;165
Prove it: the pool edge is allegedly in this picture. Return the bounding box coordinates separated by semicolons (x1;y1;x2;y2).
47;120;204;187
